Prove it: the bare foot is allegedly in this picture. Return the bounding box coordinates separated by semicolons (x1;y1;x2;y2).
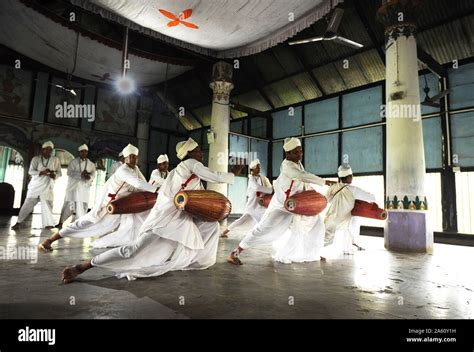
220;229;229;238
61;265;82;284
38;239;53;253
227;250;242;265
320;256;327;262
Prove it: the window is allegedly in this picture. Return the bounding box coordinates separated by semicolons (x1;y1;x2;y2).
455;171;474;234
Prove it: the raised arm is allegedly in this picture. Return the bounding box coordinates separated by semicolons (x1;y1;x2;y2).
283;161;326;186
119;167;158;193
192;162;235;185
349;185;376;203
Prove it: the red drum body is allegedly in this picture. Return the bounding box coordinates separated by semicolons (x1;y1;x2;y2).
107;191;157;214
351;200;387;220
284;191;327;216
174;190;232;222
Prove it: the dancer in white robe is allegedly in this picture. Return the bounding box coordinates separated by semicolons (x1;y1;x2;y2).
39;144;157;252
227;138;334;265
221;158;272;238
60;138;243;283
107;152;124;179
57;144;96;227
11;141;62;230
149;154;169;188
94;154;171;249
323;164;376;255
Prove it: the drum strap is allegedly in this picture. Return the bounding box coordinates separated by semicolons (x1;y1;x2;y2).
107;182;125;205
181;174;197;191
332;184;349;198
285;180;294;200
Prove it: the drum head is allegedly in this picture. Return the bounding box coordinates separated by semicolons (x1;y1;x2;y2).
286;199;296;211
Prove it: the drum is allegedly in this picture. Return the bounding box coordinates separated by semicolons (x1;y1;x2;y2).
107;191;157;214
351;200;387;220
284;190;327;216
174;190;232;222
257;194;273;207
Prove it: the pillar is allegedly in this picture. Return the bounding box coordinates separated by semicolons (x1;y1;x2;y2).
377;0;433;253
207;61;234;197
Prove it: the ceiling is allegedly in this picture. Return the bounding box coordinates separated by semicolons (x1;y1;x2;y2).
70;0;343;57
0;0;473;132
154;0;474;130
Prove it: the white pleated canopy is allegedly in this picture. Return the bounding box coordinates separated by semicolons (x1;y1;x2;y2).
71;0;343;58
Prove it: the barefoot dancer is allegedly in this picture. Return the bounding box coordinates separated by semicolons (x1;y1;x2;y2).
39;144;157;252
221;159;272;238
323;164;376;254
227;138;333;265
61;138;243;283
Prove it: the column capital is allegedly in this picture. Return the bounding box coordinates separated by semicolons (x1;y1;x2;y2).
209;80;234;103
376;0;423;44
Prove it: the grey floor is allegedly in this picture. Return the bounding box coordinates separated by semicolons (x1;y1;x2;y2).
0;214;473;319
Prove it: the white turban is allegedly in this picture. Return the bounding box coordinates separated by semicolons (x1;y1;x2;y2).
338;164;353;178
118;151;123;157
78;144;88;151
249;159;260;170
176;138;198;160
122;144;139;158
42;141;54;149
157;154;169;164
283;137;301;152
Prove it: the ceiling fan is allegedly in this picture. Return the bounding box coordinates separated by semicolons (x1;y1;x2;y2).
288;7;364;49
421;74;450;108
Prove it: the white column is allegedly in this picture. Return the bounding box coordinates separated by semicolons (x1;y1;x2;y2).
207;61;234;197
378;0;433;253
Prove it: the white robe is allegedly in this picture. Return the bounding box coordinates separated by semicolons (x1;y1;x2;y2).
148;169;168;188
228;175;273;232
19;155;62;227
61;157;96;221
91;158;235;280
60;164;157;245
324;183;375;254
240;159;327;264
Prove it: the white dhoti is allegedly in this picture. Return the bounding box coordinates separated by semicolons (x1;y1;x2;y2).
17;155;61;228
89;157;234;280
91;220;220;280
59;163;157;244
238;159;328;264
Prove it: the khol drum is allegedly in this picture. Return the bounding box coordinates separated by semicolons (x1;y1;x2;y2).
284;190;327;216
174;190;232;222
107;191;157;214
351;200;387;220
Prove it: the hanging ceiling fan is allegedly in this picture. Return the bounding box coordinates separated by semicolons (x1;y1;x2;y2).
288;7;363;49
421;74;450;108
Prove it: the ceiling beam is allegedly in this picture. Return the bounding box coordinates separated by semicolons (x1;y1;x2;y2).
352;0;385;63
229;101;270;117
417;47;447;78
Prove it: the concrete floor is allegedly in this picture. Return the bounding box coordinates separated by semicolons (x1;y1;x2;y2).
0;214;473;319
